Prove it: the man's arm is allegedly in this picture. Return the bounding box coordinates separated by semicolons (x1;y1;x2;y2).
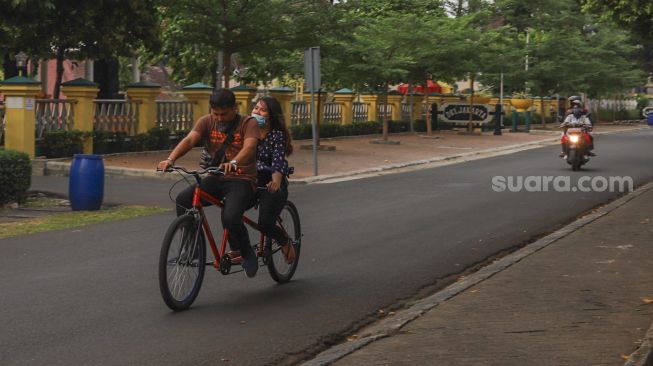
157;131;202;170
221;136;258;173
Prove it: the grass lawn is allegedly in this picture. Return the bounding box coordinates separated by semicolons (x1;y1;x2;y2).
0;205;169;239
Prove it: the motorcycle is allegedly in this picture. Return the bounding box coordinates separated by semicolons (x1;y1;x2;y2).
561;123;592;171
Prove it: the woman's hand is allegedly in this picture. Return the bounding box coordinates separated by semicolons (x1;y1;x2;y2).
267;172;283;193
266;180;280;193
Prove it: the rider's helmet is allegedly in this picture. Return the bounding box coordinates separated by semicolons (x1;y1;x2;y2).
571;99;582;108
568;95;581;103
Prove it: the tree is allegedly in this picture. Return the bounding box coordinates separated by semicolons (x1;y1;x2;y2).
156;0;333;88
332;12;418;141
482;0;645;125
581;0;653;74
0;0;160;97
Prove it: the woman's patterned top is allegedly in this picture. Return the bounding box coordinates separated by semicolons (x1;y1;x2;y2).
256;129;292;185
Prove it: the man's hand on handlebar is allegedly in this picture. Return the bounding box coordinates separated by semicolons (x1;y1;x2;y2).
157;159;173;172
219;161;238;173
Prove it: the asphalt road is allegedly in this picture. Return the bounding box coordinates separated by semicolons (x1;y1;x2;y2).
4;129;653;366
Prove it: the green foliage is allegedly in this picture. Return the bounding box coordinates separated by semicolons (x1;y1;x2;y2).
40;130;84;158
142;127;172;151
291;122;380;140
93;130;129;154
0;1;160;95
581;0;653;42
0;149;31;205
122;127;172;152
596;108;641;122
156;0;331;87
636;95;651;110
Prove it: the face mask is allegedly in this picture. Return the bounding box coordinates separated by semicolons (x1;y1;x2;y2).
252;113;266;127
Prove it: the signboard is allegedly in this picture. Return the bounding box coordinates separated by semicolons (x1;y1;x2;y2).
440;103;493;124
642;106;653;118
24;98;34;111
304;47;321;91
5;96;24;109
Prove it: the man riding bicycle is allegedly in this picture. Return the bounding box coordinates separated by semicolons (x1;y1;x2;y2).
157;89;260;277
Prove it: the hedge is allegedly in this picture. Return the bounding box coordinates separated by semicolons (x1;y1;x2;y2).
0;149;31;205
40;130;84;158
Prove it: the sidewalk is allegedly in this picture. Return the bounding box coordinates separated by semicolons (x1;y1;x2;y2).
35;123;649;183
304;182;653;366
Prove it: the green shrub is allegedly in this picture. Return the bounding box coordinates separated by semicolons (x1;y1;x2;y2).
128;133;148;152
414;119;440;131
40;130;84;158
291;121;383;140
0;149;31;205
172;129;190;146
93;130;130;154
143;127;171;151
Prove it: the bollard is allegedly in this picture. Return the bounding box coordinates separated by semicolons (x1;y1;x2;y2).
494;104;502;135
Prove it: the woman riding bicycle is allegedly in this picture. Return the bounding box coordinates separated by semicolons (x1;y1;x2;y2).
252;96;296;264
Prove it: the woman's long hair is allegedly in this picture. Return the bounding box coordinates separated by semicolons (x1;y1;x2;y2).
259;96;293;156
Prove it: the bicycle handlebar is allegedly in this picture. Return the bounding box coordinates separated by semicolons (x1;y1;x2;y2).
157;165;225;176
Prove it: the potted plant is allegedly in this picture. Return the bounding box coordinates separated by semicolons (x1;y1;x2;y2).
510;91;533;111
473;88;493;104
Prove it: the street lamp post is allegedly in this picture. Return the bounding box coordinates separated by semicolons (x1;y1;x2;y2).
15;52;28;77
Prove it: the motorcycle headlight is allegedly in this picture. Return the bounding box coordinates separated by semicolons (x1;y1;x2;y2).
569;135;580;143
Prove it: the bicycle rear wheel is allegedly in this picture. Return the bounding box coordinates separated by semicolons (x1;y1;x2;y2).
267;201;301;283
159;214;206;311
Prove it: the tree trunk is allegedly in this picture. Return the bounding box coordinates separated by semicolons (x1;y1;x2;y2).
316;89;322;146
383;86;389;141
210;59;217;89
425;76;432;136
223;52;231;89
467;74;475;133
540;96;546;127
2;54;19;79
407;83;414;133
53;47;65;99
94;58;120;99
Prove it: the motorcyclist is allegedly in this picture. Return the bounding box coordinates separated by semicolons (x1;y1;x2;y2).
565;96;592;124
559;104;595;158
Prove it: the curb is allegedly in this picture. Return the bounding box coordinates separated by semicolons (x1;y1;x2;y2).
299;181;653;366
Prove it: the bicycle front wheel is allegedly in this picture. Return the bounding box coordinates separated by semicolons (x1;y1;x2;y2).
267;201;301;283
159;214;206;311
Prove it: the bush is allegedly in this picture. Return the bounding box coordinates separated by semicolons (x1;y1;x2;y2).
0;149;31;205
40;130;84;158
128;133;148;152
93;130;129;154
291;121;383;140
143;127;172;151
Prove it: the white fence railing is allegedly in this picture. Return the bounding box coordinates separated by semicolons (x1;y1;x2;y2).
156;100;193;132
291;101;310;125
323;102;341;124
93;99;140;135
377;103;393;121
353;102;368;123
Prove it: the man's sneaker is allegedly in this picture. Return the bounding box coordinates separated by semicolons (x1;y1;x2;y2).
588;151;596;157
558;152;566;158
241;248;258;278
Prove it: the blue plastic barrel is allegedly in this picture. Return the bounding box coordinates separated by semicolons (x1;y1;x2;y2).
69;154;104;211
647;114;653;126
